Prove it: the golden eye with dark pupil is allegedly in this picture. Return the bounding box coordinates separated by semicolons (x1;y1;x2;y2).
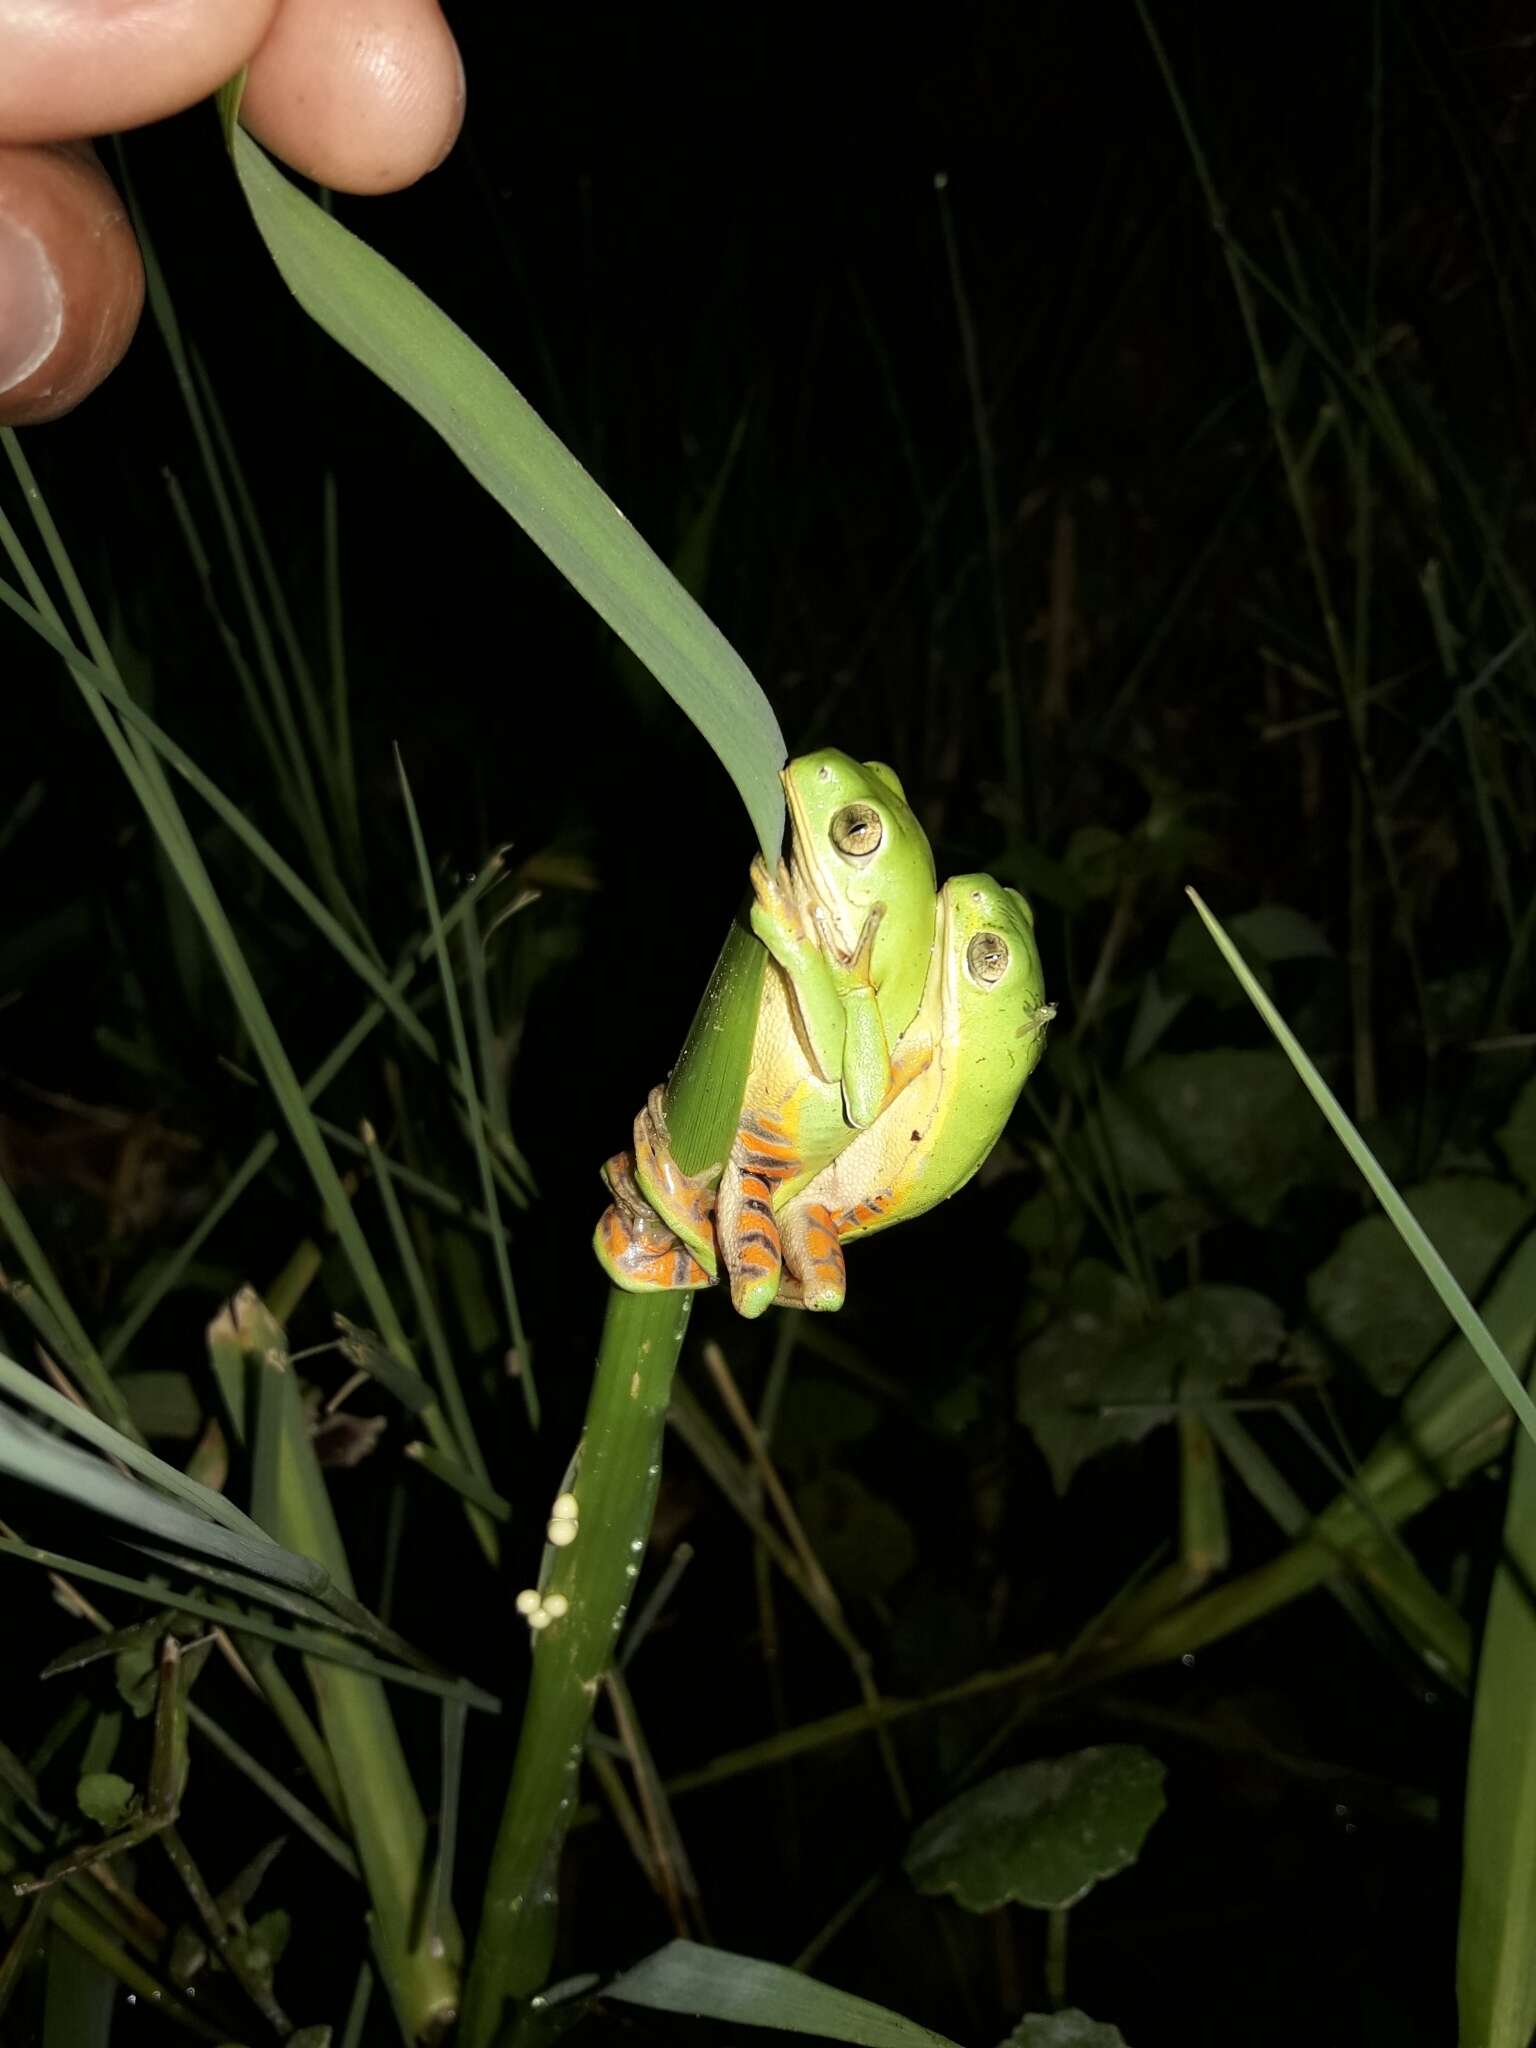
967;931;1009;984
830;803;883;858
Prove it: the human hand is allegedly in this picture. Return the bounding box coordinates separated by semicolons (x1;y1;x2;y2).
0;0;465;426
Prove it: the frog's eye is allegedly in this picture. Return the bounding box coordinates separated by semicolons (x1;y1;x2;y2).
967;931;1010;985
830;803;884;859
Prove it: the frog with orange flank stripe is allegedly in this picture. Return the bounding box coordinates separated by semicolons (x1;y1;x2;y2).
597;870;1052;1313
595;750;939;1317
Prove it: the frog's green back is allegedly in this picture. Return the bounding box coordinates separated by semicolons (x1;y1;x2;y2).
828;874;1051;1242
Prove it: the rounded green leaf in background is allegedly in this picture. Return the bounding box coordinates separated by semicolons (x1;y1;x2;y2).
76;1771;135;1830
1098;1049;1336;1225
1306;1177;1531;1396
1016;1279;1283;1493
1002;2013;1130;2047
904;1745;1168;1913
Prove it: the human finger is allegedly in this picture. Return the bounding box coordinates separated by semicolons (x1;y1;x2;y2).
0;0;281;146
0;144;143;427
241;0;465;194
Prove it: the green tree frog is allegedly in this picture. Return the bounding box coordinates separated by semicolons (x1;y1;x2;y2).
774;872;1052;1309
596;872;1053;1312
612;749;940;1317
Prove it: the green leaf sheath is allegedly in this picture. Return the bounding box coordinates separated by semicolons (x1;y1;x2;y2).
219;1297;463;2044
224;123;786;864
461;918;765;2042
1458;1415;1536;2047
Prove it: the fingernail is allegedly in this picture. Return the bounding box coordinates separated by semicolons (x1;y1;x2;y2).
0;216;63;395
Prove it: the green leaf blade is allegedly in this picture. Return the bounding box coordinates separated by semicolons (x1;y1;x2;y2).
607;1940;964;2048
227;126;786;861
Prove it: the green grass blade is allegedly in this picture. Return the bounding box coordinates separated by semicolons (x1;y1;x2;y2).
396;751;536;1428
0;453;436;1494
126;169;354;918
0;1534;494;1708
322;471;364;879
222;117;786;862
184;1701;359;1880
0;1407;325;1598
0;1174;135;1440
1203;1406;1470;1685
1188;887;1536;1450
0;579;488;1114
0;1349;306;1560
606;1940;964;2048
364;1123;488;1484
102;863;505;1371
323;1114;526;1228
1459;1419;1536;2046
402;1442;510;1521
420;1699;467;1967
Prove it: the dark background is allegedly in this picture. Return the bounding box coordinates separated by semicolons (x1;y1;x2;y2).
4;1;1534;2041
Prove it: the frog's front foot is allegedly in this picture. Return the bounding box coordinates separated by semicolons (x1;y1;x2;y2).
632;1085;720;1267
812;898;886;985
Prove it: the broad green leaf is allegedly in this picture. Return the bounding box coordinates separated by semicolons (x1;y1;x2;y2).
76;1772;135;1829
116;1639;161;1719
1099;1049;1336;1225
773;1376;881;1474
1062;827;1123;902
120;1370;203;1440
606;1939;963;2047
1002;2016;1129;2047
795;1471;916;1599
1016;1275;1283;1492
224;120;785;862
1306;1178;1530;1395
42;1929;116;2048
1498;1075;1536;1200
904;1747;1167;1913
1458;1417;1536;2046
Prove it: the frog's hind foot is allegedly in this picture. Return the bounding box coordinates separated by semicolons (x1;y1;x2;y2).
632;1084;720;1262
781;1200;847;1313
717;1108;804;1319
594;1150;715;1294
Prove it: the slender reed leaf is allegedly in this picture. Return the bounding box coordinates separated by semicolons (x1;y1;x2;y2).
220;112;786;861
0;1177;133;1439
1188;888;1536;1448
101;862;504;1371
397;751;535;1426
365;1124;488;1483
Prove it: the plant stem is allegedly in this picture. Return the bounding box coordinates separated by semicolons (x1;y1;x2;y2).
1045;1906;1069;2008
216;1294;463;2045
461;913;764;2045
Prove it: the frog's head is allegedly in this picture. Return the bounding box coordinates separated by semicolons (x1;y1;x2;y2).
939;875;1053;1085
782;751;936;978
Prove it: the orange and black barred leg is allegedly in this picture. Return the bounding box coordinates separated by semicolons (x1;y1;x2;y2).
716;1107;802;1319
779;1200;846;1313
593;1152;715;1294
632;1085;719;1263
